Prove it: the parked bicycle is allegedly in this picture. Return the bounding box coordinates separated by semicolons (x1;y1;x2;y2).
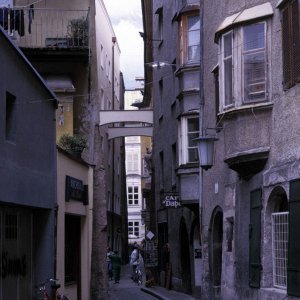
35;278;70;300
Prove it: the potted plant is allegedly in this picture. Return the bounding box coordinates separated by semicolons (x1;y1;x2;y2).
67;17;88;46
58;133;87;157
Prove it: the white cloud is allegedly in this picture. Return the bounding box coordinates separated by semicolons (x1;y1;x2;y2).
103;0;144;89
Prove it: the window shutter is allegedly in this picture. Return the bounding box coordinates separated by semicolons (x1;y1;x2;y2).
287;179;300;297
292;0;300;83
282;5;293;89
249;189;262;288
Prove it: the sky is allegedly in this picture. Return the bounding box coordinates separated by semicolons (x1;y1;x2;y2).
103;0;144;90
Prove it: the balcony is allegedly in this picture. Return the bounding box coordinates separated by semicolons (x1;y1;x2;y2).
0;7;89;50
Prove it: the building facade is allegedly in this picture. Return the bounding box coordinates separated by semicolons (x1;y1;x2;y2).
0;26;57;300
201;0;300;299
125;88;146;246
1;0;127;298
142;0;202;296
143;0;300;299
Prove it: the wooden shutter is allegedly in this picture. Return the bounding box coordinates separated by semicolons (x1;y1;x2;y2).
282;4;293;89
249;189;262;288
287;179;300;296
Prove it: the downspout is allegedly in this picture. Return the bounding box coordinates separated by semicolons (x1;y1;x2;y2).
199;0;204;291
111;37;116;250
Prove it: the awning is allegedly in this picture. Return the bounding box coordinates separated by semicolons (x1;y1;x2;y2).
44;74;76;93
215;2;273;42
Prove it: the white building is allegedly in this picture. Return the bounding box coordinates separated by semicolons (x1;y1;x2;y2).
125;87;145;245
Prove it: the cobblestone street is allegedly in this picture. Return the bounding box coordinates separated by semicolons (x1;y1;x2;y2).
108;264;156;300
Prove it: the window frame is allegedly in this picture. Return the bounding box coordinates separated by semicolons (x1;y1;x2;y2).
178;114;199;165
178;11;200;65
128;220;140;237
219;20;269;112
127;185;139;206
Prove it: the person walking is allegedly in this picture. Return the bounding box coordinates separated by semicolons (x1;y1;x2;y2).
106;247;114;280
109;250;122;283
130;245;140;281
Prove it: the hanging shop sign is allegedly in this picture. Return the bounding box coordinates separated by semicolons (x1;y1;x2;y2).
161;193;181;208
65;175;88;205
144;240;158;267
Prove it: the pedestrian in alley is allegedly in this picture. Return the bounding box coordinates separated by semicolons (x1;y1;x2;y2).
130;244;140;280
163;243;171;289
106;247;114;280
109;250;122;283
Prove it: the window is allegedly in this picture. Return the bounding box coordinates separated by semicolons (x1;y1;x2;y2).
128;221;139;237
6;92;16;142
222;32;233;107
281;0;300;89
178;12;200;65
243;23;266;102
155;6;163;43
219;21;267;110
127;186;139;205
100;44;104;68
179;114;199;165
126;150;140;173
272;212;289;289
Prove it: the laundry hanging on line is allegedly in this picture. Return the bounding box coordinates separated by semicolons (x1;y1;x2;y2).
0;7;25;36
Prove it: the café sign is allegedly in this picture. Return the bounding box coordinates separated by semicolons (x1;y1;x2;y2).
161;193;181;208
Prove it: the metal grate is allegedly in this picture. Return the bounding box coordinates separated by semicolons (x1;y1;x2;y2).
272;212;289;289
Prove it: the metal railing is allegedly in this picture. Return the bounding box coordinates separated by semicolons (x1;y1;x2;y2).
0;7;89;49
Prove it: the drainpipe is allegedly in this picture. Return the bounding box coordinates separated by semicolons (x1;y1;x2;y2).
111;37;116;250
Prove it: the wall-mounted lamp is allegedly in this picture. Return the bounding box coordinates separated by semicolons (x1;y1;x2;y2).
194;128;221;170
146;61;176;69
194;135;218;170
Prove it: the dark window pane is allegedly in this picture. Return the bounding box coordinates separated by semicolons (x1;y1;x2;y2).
224;58;233;105
244;52;265;101
243;23;265;51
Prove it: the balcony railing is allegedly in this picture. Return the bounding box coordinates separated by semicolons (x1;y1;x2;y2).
0;7;89;49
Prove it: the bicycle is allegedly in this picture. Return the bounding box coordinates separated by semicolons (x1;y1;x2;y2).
133;265;143;286
35;278;70;300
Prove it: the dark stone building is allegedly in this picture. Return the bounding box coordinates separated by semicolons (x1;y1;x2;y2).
0;26;57;300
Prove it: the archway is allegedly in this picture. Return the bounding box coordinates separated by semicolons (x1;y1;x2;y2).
264;186;288;288
209;206;223;297
180;218;192;294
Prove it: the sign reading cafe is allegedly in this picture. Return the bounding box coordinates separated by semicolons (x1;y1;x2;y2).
161;193;181;208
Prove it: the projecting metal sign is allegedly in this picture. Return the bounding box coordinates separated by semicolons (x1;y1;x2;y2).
161;193;181;208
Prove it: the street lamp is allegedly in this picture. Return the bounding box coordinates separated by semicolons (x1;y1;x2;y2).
146;61;176;69
194;135;218;170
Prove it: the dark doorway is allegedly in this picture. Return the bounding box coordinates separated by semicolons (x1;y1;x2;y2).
210;207;223;298
180;218;192;294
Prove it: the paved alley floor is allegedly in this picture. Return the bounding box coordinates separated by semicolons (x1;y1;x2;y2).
108;264;156;300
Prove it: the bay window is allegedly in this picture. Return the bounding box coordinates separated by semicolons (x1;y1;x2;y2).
178;12;200;65
179;114;199;165
219;21;268;111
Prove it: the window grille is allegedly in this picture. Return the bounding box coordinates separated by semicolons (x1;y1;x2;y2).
272;212;289;289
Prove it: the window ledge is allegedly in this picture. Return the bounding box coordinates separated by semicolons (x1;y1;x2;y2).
177;164;199;174
175;63;200;76
218;102;273;120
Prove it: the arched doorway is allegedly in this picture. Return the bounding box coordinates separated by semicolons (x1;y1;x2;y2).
209;207;223;298
180;218;192;294
264;186;288;288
